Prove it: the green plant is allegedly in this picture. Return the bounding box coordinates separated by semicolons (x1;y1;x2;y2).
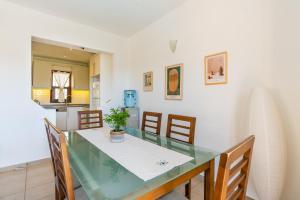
104;108;129;131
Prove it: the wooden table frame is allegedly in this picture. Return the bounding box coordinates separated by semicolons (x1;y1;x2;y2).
137;159;215;200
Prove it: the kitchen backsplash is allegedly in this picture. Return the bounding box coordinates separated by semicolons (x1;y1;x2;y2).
72;90;90;104
32;88;90;104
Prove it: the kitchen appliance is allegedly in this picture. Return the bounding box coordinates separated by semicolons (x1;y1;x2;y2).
122;107;139;129
55;105;89;131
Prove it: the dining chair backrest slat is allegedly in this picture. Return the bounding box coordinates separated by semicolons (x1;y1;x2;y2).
44;118;75;200
141;111;162;135
78;110;103;130
44;119;56;177
166;114;196;144
215;135;255;200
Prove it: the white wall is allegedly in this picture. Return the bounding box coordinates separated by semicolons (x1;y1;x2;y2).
99;52;113;114
270;0;300;199
129;0;269;198
129;0;266;157
0;1;129;168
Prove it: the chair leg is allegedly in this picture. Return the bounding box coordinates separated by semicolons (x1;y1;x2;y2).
59;192;65;200
185;180;192;199
55;187;59;200
56;187;65;200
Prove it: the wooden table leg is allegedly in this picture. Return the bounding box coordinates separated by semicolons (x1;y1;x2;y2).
185;180;192;199
204;159;215;200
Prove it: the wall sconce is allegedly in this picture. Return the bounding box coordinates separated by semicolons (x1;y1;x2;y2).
169;40;177;53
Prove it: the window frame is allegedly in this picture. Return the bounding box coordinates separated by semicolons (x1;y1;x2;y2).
50;70;72;103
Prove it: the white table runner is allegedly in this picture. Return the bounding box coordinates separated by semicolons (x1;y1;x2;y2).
77;128;193;181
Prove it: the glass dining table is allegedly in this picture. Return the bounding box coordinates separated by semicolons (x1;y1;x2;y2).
64;128;219;200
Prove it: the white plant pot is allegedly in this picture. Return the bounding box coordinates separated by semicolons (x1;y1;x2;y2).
110;130;125;143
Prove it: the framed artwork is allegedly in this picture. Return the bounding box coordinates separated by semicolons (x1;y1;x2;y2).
143;71;153;91
165;63;183;100
205;52;228;85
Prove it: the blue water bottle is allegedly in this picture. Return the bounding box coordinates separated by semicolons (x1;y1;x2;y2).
124;90;137;108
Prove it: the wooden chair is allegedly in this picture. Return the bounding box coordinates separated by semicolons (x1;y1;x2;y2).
45;118;87;200
44;119;57;177
166;114;196;145
77;110;103;130
166;114;196;199
141;111;162;135
215;135;255;200
46;118;74;200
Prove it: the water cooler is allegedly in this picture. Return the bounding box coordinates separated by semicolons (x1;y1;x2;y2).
122;90;139;128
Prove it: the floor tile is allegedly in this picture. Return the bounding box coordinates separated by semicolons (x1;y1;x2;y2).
0;164;27;173
191;189;204;200
0;169;26;198
26;161;54;189
0;168;26;185
191;175;204;188
26;159;52;167
25;181;55;200
39;194;55;200
0;193;24;200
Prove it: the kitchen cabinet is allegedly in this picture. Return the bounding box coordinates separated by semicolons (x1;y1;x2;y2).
32;57;89;90
55;106;89;131
90;54;100;77
56;108;67;130
72;65;89;90
67;106;88;130
32;59;51;88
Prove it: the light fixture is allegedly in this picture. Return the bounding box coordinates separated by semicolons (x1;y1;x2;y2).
169;40;177;53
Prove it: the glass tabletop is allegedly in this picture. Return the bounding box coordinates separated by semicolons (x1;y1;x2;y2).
65;128;219;200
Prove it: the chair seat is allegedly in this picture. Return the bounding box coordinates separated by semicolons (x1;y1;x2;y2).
159;191;188;200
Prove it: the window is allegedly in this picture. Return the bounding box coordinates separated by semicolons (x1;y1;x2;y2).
50;70;72;103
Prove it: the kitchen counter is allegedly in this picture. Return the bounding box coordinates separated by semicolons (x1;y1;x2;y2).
40;103;90;131
41;103;90;110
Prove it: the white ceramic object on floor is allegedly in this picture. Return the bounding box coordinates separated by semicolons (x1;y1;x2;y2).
248;88;286;200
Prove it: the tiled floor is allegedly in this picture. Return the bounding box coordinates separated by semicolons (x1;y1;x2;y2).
0;159;251;200
0;159;55;200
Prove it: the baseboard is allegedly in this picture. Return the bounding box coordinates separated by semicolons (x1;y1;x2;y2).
0;157;51;173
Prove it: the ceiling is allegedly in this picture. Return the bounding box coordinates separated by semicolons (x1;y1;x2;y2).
32;41;94;63
5;0;186;36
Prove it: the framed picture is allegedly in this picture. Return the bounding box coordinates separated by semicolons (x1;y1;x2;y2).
165;63;183;100
143;71;153;91
205;52;228;85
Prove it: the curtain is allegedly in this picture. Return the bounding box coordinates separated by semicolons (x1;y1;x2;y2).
53;71;70;102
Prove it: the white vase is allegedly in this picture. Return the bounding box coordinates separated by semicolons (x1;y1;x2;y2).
110;130;125;143
248;88;286;200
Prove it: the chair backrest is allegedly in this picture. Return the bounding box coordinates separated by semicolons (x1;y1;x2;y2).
166;114;196;144
78;110;103;130
141;111;162;135
44;118;56;177
215;135;255;200
45;118;75;200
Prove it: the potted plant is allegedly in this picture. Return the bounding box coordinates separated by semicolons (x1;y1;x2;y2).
104;108;129;142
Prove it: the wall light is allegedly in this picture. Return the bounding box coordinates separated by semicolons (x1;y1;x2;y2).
169;40;178;53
